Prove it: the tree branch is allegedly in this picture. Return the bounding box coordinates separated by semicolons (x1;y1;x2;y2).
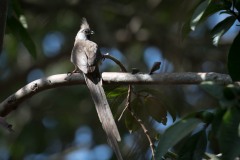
0;72;233;116
102;72;232;85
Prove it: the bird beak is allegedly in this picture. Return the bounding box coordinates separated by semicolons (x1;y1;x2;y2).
91;30;94;34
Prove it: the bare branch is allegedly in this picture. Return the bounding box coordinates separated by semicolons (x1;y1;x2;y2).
103;53;127;72
0;73;84;116
0;72;233;116
102;72;232;85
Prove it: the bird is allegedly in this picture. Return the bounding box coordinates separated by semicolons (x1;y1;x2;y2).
70;18;123;160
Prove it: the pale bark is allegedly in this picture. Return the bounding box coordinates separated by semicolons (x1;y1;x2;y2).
0;72;233;116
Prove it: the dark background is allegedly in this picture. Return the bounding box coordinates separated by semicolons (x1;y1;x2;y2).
0;0;234;159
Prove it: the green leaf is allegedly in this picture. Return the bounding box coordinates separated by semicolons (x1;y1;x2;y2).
208;108;227;153
155;118;202;159
124;110;139;132
131;97;148;121
183;0;229;38
211;108;227;136
203;0;232;20
205;153;221;160
200;83;224;100
211;16;236;46
124;97;147;132
190;0;212;31
145;96;167;125
178;130;207;160
124;97;144;132
7;17;37;58
219;107;240;160
227;31;240;81
181;0;218;39
107;86;128;108
180;1;203;39
139;88;177;122
11;0;28;28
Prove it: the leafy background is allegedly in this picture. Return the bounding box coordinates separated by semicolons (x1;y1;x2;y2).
1;0;240;159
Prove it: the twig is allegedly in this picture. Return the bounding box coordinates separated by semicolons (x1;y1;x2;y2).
104;54;156;159
103;53;127;72
118;85;131;121
128;108;156;160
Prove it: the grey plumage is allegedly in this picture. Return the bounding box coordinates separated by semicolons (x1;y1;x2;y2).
71;18;122;160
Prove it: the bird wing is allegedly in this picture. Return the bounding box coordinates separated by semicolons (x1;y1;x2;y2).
71;40;100;74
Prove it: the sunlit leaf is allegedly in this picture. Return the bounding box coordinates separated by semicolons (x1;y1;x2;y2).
155;118;202;159
181;0;219;39
227;31;240;81
183;0;229;38
7;17;36;58
12;0;28;28
190;0;211;31
205;153;221;160
211;16;236;46
219;107;240;159
180;0;203;39
107;87;128;98
201;0;231;24
19;15;28;29
107;86;128;107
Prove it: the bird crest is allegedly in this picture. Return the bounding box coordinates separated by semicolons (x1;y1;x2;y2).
81;18;90;30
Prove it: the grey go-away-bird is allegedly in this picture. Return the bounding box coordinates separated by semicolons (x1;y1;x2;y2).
70;18;123;160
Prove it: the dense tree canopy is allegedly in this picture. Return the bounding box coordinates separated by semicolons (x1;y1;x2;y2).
1;0;240;159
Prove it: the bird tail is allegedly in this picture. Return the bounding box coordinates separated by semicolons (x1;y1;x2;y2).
84;74;123;160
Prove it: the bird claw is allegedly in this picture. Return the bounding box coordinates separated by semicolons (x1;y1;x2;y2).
67;68;80;76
